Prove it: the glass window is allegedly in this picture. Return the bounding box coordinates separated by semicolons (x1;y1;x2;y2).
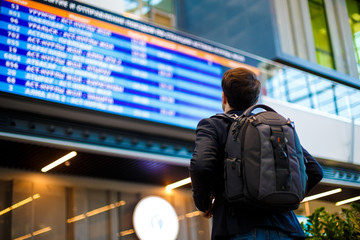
153;11;173;27
147;0;175;28
75;0;175;28
308;0;335;69
141;0;151;17
125;0;141;16
0;180;12;240
0;177;209;240
346;0;360;77
150;0;174;14
126;0;175;27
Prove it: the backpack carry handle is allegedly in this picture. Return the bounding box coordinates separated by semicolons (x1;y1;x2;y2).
242;104;277;117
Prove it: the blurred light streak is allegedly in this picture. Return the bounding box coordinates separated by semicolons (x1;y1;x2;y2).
336;196;360;206
67;214;86;223
41;151;77;172
67;200;126;223
178;210;202;220
32;227;52;236
13;227;51;240
301;188;342;202
13;234;31;240
0;194;40;216
118;229;135;237
165;177;191;192
185;210;201;218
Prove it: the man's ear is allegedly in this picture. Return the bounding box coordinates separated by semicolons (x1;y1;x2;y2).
222;92;227;105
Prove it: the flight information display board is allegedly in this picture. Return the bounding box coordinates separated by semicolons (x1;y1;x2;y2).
0;0;258;129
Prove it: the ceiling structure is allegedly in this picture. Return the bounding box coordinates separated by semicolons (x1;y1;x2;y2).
0;108;359;210
1;137;360;208
0;138;190;187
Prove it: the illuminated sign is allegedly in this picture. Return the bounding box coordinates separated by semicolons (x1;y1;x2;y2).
133;196;179;240
0;0;257;129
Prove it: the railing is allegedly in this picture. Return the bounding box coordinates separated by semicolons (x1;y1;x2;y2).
259;63;360;123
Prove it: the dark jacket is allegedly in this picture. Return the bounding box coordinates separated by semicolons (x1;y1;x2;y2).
190;110;323;240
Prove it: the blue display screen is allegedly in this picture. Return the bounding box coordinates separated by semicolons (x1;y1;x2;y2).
0;0;257;129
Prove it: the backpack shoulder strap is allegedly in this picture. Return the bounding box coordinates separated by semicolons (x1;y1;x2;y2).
243;104;276;117
219;113;246;159
211;113;239;121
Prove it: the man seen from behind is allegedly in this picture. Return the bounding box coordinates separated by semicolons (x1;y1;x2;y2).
190;67;323;240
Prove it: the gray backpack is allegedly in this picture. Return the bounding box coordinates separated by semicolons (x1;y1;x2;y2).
221;104;307;211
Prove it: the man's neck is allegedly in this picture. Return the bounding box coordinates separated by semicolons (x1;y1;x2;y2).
223;104;233;113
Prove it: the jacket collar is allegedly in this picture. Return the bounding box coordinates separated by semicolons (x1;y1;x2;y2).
226;109;244;115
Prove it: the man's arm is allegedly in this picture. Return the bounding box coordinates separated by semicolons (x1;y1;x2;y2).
303;147;323;193
190;118;220;212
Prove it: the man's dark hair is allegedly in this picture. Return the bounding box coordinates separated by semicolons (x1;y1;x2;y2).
221;67;261;110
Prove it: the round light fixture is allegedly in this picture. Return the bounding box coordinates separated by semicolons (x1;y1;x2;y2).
133;196;179;240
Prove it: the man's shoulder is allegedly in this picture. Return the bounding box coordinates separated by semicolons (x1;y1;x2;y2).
197;114;233;137
199;113;232;126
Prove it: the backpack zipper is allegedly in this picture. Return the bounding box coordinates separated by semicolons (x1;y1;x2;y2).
239;119;251;198
240;119;250;155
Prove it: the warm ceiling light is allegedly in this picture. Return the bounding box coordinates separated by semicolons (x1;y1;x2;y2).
301;188;342;203
185;210;201;218
41;151;77;172
32;227;52;236
13;234;32;240
336;196;360;206
67;200;126;223
165;177;191;192
0;194;40;216
118;229;135;237
13;226;51;240
67;214;86;223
